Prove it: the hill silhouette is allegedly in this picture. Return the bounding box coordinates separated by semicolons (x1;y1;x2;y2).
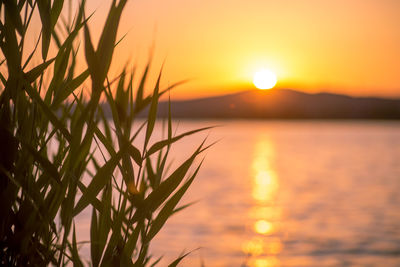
155;89;400;119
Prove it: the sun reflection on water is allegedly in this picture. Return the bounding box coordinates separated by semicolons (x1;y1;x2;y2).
243;137;282;266
248;256;280;267
254;220;274;235
253;170;279;203
251;141;279;203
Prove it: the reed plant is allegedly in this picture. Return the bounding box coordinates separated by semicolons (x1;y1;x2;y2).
0;0;209;265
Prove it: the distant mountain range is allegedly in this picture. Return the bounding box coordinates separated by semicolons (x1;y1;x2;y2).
153;89;400;119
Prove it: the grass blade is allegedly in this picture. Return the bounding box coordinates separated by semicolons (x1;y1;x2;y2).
73;150;124;216
90;207;100;267
168;249;199;267
71;225;84;267
146;126;214;157
25;57;55;83
146;162;201;243
144;70;162;150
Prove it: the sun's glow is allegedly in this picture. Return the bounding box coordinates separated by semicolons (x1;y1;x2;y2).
254;220;274;234
253;69;277;90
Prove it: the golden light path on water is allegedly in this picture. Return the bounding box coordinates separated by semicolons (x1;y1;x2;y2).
242;137;282;267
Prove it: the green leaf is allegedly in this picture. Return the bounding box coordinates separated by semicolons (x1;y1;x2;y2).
24;57;55;83
154;142;171;189
122;220;143;258
115;70;127;123
159;79;189;99
134;63;149;112
168;95;172;140
37;1;52;60
98;106;113;143
144;70;162;150
173;200;200;215
23;81;72;142
96;0;127;82
77;181;104;212
72;225;84;267
140;142;203;215
100;198;128;267
51;0;65;28
91;207;100;267
127;142;142;167
149;256;163;267
0;165;43;221
130;120;147;143
168;249;199;267
14;135;61;184
0;71;7;87
1;14;22;74
46;42;74;104
61;183;78;237
73;150;124;216
4;0;24;35
146;158;156;189
146;161;202;242
83;18;99;84
146;126;214;157
97;182;112;264
53;69;89;106
93;125;117;158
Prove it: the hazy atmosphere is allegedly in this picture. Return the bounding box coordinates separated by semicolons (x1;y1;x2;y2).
1;0;399;266
92;0;400;99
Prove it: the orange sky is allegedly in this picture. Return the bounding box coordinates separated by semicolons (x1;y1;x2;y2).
86;0;400;99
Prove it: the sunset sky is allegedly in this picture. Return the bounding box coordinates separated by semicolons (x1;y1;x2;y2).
87;0;400;99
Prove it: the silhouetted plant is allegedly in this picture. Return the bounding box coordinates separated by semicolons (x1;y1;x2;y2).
0;0;209;265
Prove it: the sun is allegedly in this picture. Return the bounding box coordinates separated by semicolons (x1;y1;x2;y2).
253;69;277;90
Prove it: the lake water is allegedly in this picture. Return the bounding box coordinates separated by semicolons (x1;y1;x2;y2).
146;120;400;266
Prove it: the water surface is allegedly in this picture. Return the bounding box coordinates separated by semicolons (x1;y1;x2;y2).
149;120;400;266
